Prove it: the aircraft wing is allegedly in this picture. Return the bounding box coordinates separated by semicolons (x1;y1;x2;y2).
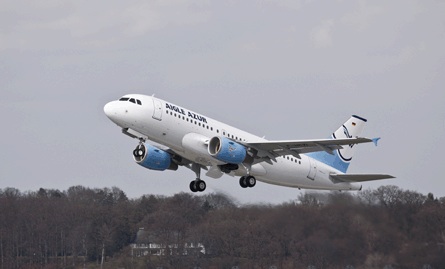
329;173;395;183
245;137;372;160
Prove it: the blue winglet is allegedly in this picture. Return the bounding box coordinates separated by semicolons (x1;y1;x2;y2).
372;137;381;146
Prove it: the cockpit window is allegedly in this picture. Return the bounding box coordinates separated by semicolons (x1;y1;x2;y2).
118;97;142;105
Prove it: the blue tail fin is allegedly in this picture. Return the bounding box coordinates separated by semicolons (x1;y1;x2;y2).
307;115;367;173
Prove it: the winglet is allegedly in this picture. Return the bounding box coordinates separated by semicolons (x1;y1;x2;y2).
372;137;381;146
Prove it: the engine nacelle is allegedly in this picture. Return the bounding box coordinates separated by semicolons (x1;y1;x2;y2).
208;136;247;164
133;144;177;171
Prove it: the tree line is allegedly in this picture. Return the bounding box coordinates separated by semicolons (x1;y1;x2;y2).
0;185;444;269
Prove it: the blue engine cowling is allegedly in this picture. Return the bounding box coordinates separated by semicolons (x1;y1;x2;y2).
208;136;247;164
133;144;177;171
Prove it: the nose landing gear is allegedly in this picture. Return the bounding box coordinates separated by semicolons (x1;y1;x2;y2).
133;144;145;158
133;138;146;159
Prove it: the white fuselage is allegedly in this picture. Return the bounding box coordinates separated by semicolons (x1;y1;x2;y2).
104;94;361;191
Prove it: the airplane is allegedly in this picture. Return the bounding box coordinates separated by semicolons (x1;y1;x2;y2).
104;94;394;193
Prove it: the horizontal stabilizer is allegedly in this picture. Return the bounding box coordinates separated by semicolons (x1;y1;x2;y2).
330;173;395;183
372;137;381;146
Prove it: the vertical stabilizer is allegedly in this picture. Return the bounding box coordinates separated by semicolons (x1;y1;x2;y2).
307;115;367;173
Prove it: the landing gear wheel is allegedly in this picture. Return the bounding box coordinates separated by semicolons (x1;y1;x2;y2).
133;145;145;158
190;180;206;192
189;163;206;192
190;181;198;192
246;176;256;188
239;176;248;188
196;180;206;192
239;176;256;188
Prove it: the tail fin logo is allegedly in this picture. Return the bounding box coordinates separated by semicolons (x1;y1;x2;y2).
308;115;367;173
343;125;355;149
335;115;367;162
343;125;352;139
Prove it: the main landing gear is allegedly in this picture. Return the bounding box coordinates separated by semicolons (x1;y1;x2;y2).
239;175;256;188
189;163;206;192
188;163;257;192
190;180;206;192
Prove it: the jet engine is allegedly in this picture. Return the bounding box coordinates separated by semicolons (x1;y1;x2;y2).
133;144;178;171
208;136;247;164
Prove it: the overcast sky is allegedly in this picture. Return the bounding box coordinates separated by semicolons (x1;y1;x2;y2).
1;0;444;204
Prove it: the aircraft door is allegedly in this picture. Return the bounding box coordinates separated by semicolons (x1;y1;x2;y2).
307;158;317;180
152;98;163;121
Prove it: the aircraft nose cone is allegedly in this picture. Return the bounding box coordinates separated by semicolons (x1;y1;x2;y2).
104;102;114;118
104;101;121;124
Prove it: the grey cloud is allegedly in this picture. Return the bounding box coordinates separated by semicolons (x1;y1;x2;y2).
1;0;444;204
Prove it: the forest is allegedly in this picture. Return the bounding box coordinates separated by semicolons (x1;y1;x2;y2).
0;185;444;269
